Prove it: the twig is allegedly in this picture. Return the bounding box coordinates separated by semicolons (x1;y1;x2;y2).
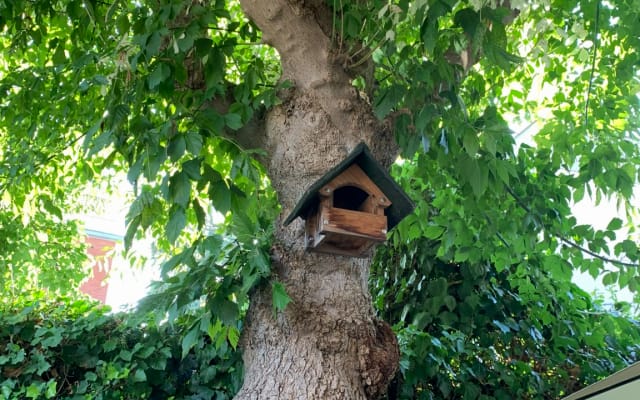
559;237;639;268
513;121;536;139
504;185;639;268
484;213;511;248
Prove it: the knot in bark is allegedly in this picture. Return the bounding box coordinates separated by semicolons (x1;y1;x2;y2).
358;319;400;399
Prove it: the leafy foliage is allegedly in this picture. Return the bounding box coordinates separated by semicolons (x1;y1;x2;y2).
372;234;640;399
1;0;280;350
0;209;88;297
1;0;640;398
0;294;242;400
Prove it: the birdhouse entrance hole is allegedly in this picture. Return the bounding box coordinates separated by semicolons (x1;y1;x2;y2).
333;186;369;211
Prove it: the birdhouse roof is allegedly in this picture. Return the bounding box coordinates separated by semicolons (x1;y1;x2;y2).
283;142;414;230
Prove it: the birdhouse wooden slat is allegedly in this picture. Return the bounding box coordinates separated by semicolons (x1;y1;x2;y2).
284;142;414;257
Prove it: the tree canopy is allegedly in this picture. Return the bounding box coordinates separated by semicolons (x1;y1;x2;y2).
1;0;639;398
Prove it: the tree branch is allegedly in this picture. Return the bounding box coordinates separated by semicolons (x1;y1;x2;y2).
503;185;639;268
559;237;639;268
238;0;396;165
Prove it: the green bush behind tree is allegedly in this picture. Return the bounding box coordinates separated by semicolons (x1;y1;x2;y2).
0;294;242;400
373;236;640;399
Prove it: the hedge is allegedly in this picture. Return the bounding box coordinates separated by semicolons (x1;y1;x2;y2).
0;295;242;400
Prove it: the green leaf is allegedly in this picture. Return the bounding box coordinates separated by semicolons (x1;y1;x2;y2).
374;84;403;118
272;281;292;313
119;349;132;362
168;135;186;161
148;62;171;90
463;382;481;400
209;180;231;214
420;16;438;56
45;380;57;399
607;217;623;231
53;43;66;65
41;332;63;348
602;271;618;286
424;225;446;239
412;312;432;330
193;198;206;228
454;8;480;37
166;207;187;244
146;32;162;56
105;0;122;22
224;113;243;130
82;0;96;25
196;109;225;135
87;130;113;156
185;131;203;155
427;278;448;297
26;383;41;399
459;155;488;197
169;171;191;207
41;196;63;220
227;326;240;350
463;129;479;156
181;326;199;359
133;369;147;382
443;295;456;311
249;248;270;275
415;104;437;132
182;158;202;181
216;299;239;326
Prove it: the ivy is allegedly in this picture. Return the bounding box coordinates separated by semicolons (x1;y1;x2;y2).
372;236;640;398
0;294;242;399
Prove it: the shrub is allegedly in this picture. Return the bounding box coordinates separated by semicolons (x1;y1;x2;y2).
0;294;242;399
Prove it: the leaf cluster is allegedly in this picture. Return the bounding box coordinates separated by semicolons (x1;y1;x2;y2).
349;0;640;292
0;294;242;400
372;235;640;399
0;209;88;298
1;0;286;332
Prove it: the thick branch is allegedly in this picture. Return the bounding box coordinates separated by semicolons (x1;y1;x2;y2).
200;86;267;151
238;0;394;160
238;0;333;90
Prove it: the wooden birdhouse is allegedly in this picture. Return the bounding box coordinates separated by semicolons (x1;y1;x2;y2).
284;142;414;257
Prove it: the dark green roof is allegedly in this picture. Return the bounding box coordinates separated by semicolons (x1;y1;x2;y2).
283;142;414;230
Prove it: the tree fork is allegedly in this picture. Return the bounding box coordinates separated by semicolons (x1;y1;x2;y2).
234;0;399;398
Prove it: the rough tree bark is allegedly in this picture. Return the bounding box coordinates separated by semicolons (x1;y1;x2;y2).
234;1;400;399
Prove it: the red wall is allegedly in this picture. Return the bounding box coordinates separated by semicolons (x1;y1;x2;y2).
79;236;115;303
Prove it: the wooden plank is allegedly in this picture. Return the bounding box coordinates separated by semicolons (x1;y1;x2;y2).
320;164;391;207
319;207;387;241
305;209;319;248
360;195;387;214
310;238;376;257
309;230;378;257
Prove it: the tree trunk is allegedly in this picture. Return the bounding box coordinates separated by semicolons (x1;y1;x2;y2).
234;1;399;399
